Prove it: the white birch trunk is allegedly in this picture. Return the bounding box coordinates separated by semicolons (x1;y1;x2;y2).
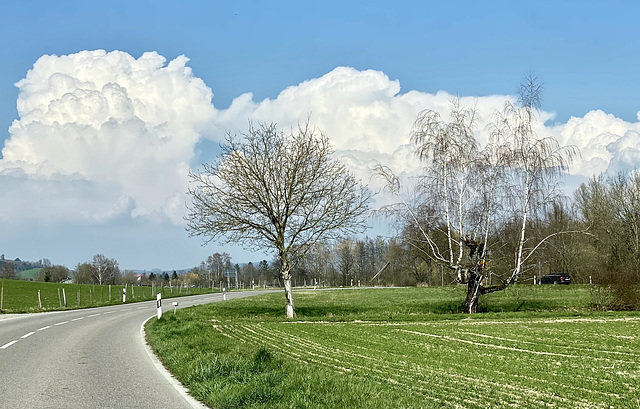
283;273;296;318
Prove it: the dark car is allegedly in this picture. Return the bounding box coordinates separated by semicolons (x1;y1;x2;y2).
540;272;571;285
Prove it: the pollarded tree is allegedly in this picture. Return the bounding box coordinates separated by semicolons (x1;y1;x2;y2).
187;121;371;318
377;76;576;313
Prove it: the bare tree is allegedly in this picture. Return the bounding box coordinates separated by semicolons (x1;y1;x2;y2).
90;254;120;285
206;252;230;285
187;121;371;318
377;76;576;312
576;173;640;309
0;262;16;279
38;265;70;282
337;239;356;286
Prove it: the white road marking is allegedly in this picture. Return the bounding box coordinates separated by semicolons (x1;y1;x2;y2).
21;332;35;339
87;314;100;317
104;311;116;314
54;321;68;326
120;309;131;312
37;326;51;331
72;317;84;321
1;340;18;349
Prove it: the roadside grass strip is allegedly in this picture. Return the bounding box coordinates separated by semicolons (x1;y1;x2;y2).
216;318;639;408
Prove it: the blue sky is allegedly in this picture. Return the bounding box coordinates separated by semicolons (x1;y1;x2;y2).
1;1;639;270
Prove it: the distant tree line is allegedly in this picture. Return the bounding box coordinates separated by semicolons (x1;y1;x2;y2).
0;255;53;279
3;176;639;310
1;253;184;288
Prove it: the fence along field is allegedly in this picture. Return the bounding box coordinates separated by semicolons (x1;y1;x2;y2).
0;279;212;313
146;287;640;408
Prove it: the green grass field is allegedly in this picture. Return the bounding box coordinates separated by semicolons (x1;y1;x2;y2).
145;286;640;408
0;279;215;313
16;268;42;281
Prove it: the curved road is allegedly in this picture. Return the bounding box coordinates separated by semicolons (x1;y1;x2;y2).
0;290;273;408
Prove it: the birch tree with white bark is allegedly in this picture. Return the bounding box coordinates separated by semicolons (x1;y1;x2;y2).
90;254;120;285
377;76;576;312
187;121;371;318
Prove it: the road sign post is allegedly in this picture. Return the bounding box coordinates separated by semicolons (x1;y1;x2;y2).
156;293;162;319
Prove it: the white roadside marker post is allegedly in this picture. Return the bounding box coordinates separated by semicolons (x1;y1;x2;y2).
156;293;162;319
223;287;226;301
172;301;178;314
122;287;126;303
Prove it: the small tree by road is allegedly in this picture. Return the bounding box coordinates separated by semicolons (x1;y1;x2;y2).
187;121;371;318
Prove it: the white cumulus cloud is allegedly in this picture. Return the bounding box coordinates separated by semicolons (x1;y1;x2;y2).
3;49;640;235
1;50;216;224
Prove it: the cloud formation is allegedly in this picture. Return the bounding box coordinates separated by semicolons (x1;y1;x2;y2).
1;50;215;224
2;49;640;234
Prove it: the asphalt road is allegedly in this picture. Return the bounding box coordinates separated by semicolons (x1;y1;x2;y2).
0;290;275;408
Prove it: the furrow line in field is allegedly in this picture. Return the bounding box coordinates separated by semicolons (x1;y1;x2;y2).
327;342;590;407
395;328;629;402
232;327;462;405
293;325;415;359
221;324;359;374
221;322;629;408
445;371;612;409
455;330;640;361
322;324;637;398
360;321;639;359
441;357;624;405
457;317;640;325
211;324;242;340
224;324;479;407
507;371;630;402
294;324;618;407
397;328;636;365
332;325;625;406
252;324;572;409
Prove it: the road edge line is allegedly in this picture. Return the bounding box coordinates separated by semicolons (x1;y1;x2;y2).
140;315;208;409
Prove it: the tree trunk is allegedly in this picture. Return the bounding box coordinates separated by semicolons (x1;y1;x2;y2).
464;269;483;313
282;266;296;318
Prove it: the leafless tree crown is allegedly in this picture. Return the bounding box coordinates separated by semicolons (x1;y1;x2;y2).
375;76;577;312
187;121;371;261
